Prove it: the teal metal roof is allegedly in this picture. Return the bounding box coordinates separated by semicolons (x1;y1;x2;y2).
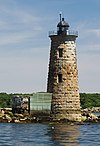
30;92;52;111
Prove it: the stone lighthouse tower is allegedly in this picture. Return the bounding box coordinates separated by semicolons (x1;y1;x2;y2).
47;14;81;121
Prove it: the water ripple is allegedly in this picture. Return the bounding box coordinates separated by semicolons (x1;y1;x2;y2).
0;123;99;146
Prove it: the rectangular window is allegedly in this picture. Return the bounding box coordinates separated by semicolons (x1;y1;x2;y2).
58;74;62;83
59;48;63;57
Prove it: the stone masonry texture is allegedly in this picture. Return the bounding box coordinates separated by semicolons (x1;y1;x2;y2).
47;35;81;122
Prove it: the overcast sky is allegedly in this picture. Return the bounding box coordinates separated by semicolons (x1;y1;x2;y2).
0;0;100;93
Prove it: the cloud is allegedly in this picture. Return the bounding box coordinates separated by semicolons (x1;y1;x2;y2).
0;52;48;93
78;53;100;93
0;0;100;93
88;28;100;34
0;1;50;93
0;32;32;46
75;20;100;92
75;20;100;55
0;2;42;49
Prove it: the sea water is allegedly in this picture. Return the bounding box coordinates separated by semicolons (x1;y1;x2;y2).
0;122;100;146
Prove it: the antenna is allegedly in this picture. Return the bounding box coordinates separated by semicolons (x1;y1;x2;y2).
59;11;62;22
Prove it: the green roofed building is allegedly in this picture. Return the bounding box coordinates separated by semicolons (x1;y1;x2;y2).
30;92;52;115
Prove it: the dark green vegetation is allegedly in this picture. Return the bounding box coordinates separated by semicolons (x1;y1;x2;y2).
80;93;100;109
0;93;12;108
0;93;100;109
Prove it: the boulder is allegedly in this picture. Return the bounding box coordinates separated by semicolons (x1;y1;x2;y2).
88;113;98;121
14;119;20;123
14;113;24;118
81;116;87;122
5;114;12;123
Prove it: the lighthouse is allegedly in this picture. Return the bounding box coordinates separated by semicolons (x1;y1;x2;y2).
47;14;81;121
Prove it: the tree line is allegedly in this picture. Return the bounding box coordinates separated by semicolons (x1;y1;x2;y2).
0;92;100;109
80;93;100;109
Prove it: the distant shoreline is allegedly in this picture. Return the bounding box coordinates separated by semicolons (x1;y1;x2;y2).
1;92;100;109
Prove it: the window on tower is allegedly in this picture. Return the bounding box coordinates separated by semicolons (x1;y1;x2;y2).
59;48;63;57
58;74;62;83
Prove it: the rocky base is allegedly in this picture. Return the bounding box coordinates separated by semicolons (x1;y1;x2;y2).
81;110;100;122
0;108;100;123
0;108;49;123
81;107;100;113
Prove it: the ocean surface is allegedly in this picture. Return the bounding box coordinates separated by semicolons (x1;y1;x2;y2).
0;122;100;146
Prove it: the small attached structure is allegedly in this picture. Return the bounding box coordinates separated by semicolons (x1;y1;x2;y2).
30;92;52;116
12;95;30;114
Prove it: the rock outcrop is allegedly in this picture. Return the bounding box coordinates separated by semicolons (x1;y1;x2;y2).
0;108;100;123
81;110;98;122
